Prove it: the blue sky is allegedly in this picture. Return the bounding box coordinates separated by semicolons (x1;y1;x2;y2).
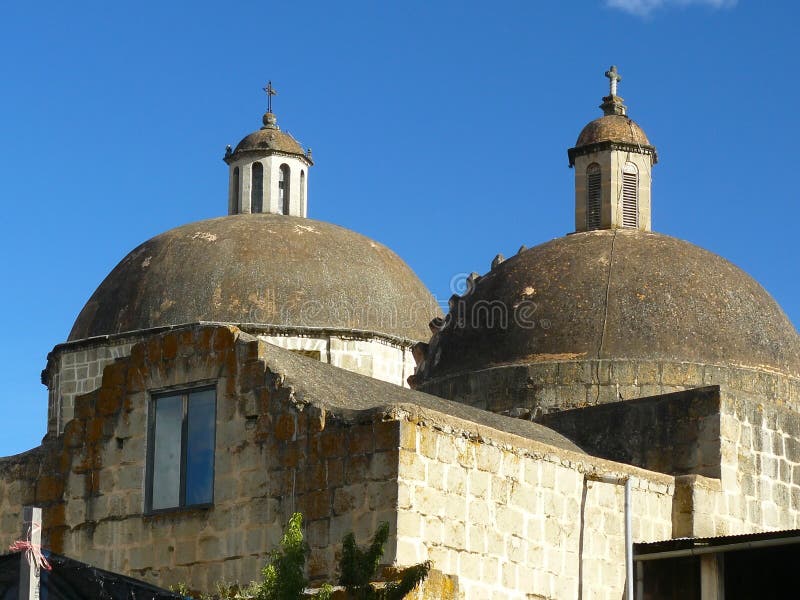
0;0;797;456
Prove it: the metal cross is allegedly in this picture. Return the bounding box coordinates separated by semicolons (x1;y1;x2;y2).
263;81;278;113
605;66;622;97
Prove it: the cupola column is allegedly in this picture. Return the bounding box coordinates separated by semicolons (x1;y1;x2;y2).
224;82;313;217
568;67;658;233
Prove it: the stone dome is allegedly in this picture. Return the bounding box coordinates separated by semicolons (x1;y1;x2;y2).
415;230;800;383
575;114;651;148
231;127;307;158
69;214;439;342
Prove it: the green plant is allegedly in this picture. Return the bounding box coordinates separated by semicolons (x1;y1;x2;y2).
257;513;310;600
180;514;430;600
338;522;430;600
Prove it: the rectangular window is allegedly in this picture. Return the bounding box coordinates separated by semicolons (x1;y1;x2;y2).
147;386;216;512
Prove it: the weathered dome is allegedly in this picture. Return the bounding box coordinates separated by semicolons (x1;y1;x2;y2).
231;127;307;158
416;230;800;382
69;214;438;342
575;114;651;147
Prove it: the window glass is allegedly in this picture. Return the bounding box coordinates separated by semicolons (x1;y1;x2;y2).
186;388;216;505
252;163;264;213
149;386;216;512
232;167;240;214
152;394;182;510
279;164;290;214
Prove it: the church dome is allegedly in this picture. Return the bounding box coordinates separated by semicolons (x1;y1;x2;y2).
575;114;651;148
69;214;438;342
415;230;800;383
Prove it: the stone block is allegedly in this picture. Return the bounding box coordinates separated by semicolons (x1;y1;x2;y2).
428;461;447;491
344;454;369;484
425;515;445;545
475;444;502;473
399;422;417;451
368;450;398;481
437;437;458;464
469;470;490;499
367;480;396;511
417;486;447;516
397;512;422;538
492;475;510;504
398;450;426;482
447;466;467;496
374;420;400;451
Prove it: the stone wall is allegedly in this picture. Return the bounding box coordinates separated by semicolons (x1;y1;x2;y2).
45;325;417;435
259;333;415;388
539;387;722;478
20;326;403;592
0;444;56;546
394;416;674;599
46;338;137;434
5;324;681;599
17;323;800;598
418;358;800;417
678;392;800;536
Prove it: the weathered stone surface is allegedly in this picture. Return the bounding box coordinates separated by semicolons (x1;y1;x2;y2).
414;228;800;413
68;215;439;342
540;386;722;477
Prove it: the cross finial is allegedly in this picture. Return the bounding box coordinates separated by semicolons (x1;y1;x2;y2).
605;66;622;97
263;81;278;114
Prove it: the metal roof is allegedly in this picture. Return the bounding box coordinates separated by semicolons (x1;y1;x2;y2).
635;529;800;561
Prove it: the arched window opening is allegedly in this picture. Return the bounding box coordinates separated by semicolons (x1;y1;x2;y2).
299;169;305;213
251;162;263;213
622;162;638;228
279;164;291;215
586;163;601;231
232;167;240;214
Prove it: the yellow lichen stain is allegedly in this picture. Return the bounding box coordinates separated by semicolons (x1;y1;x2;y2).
517;352;588;363
246;289;277;316
212;285;223;309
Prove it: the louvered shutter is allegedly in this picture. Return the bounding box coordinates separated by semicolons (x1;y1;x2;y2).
622;163;638;228
586;164;601;231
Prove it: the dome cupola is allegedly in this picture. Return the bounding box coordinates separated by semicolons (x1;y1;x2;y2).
568;67;658;233
223;82;313;217
409;66;799;417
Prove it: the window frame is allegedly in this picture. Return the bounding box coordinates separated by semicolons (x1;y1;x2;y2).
145;383;217;514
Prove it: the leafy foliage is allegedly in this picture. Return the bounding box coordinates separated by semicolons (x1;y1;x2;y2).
339;522;390;590
257;513;309;600
175;514;429;600
381;561;432;600
338;521;430;600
